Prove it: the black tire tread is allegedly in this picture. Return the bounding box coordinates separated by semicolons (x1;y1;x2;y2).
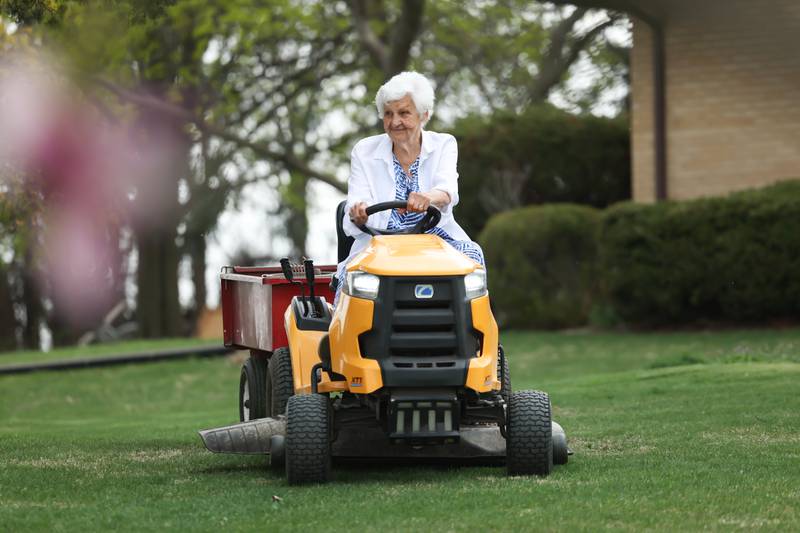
498;345;511;405
253;353;270;416
507;390;553;476
269;435;286;473
285;394;330;485
269;347;294;416
239;356;268;421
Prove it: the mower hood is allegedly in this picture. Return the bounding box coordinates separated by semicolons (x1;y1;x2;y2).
347;235;480;277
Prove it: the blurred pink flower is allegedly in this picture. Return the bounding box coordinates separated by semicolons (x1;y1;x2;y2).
39;210;119;326
1;58;185;325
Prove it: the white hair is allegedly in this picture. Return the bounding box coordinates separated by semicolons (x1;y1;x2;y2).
375;71;435;125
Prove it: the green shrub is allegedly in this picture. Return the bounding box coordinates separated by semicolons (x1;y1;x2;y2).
453;104;630;237
600;180;800;325
480;204;601;329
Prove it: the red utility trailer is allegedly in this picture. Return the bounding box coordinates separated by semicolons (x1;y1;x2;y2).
220;264;336;352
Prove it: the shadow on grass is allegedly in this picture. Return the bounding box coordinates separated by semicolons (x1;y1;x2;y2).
331;457;513;484
195;454;512;484
334;456;505;469
195;456;267;477
647;353;707;369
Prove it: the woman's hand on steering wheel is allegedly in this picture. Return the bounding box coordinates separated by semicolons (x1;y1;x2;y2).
406;192;431;213
348;201;368;226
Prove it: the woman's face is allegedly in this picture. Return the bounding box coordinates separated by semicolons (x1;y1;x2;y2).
383;94;426;145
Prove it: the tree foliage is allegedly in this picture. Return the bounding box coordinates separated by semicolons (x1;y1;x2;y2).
0;0;630;345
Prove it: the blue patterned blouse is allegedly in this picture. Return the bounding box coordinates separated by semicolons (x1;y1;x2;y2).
387;155;485;265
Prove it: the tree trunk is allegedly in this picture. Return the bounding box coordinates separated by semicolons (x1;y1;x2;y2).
134;152;182;338
285;173;309;257
0;267;17;351
21;259;42;350
108;223;127;308
136;225;182;338
133;109;188;339
188;231;207;314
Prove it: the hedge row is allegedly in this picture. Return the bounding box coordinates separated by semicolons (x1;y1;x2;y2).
479;180;800;328
481;204;601;329
452;104;630;238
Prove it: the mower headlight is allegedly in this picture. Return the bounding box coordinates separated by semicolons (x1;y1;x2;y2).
344;271;380;300
464;269;487;299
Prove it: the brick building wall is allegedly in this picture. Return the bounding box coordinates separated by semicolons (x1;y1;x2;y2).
631;0;800;202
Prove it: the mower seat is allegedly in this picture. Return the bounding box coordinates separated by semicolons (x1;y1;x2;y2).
331;200;355;293
336;200;355;264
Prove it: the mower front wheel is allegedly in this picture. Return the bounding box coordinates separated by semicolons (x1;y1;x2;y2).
506;390;553;477
285;393;331;485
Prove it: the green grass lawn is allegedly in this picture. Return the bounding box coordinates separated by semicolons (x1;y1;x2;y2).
2;329;799;531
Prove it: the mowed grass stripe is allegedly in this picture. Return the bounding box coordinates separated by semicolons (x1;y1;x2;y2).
1;331;799;531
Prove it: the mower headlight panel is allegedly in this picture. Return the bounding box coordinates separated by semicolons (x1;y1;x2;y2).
345;271;380;300
464;269;487;299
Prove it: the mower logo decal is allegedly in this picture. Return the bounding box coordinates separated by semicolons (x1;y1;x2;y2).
414;284;434;299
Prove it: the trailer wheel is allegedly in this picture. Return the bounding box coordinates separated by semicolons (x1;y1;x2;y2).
285;393;331;485
498;344;511;405
239;356;269;421
268;347;294;416
507;390;553;477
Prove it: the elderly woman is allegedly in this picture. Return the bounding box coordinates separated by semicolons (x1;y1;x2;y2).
336;71;484;302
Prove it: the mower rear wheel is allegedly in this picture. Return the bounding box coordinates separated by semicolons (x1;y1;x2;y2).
239;355;269;421
506;390;553;476
285;393;331;485
269;347;294;416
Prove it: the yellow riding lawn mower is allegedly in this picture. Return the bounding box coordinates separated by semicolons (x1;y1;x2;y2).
200;201;569;484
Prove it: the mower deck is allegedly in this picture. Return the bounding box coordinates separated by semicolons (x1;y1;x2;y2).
199;417;569;460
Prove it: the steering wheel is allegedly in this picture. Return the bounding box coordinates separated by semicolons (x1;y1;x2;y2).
355;201;441;237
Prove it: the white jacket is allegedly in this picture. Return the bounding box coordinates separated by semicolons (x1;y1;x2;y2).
339;130;471;271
